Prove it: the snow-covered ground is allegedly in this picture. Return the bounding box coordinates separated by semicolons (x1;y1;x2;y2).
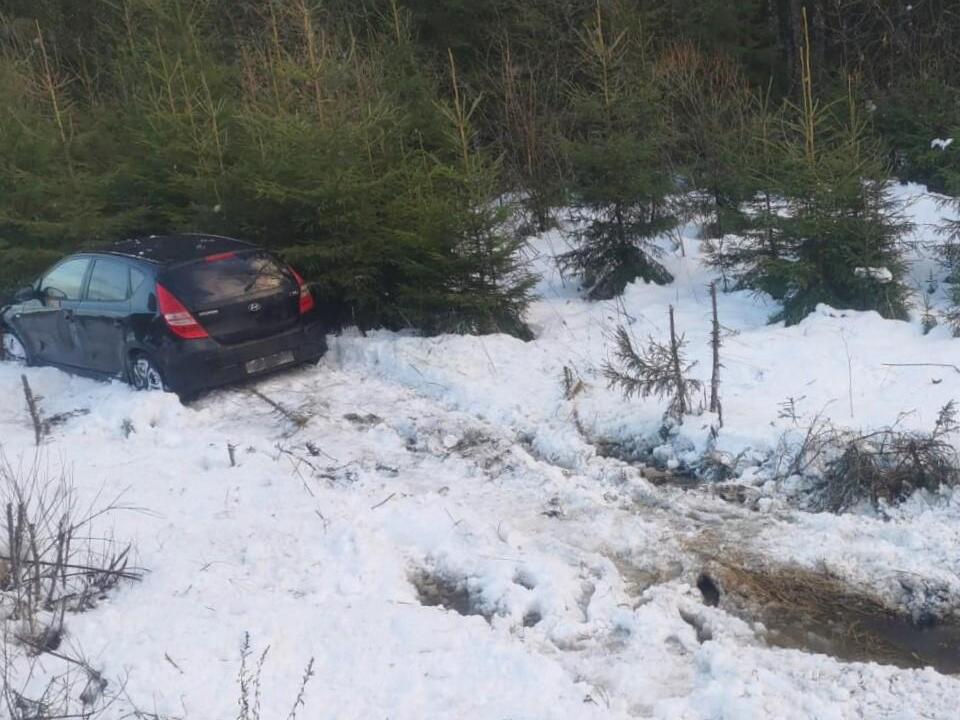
1;184;960;718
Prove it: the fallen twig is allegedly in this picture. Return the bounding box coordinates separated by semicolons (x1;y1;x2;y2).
0;552;143;581
882;362;960;374
165;652;185;675
276;444;319;473
43;408;90;434
250;388;312;429
371;492;396;510
306;440;338;462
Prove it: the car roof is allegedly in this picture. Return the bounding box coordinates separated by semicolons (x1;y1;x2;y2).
96;234;258;265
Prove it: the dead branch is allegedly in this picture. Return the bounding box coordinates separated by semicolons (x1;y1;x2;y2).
20;375;43;446
882;363;960;374
371;492;396;510
250;389;312;429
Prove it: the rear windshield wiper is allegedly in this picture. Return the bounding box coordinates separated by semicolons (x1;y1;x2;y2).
243;256;284;293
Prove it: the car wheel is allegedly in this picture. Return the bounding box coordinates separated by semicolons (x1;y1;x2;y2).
128;353;166;392
1;328;30;365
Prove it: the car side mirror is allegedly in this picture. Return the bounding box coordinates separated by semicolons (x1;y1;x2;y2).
40;286;67;306
13;285;37;303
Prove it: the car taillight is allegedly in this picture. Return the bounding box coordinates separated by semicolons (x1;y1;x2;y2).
155;283;209;339
290;268;315;315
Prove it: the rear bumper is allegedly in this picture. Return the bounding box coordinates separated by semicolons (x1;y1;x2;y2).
157;320;327;397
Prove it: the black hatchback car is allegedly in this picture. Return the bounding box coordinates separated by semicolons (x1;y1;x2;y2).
0;234;327;398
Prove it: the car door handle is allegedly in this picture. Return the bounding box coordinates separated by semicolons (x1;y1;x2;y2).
63;310;74;322
112;318;123;328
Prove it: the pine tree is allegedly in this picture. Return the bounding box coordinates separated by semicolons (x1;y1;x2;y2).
937;194;960;334
0;18;125;290
105;2;233;236
229;7;535;337
432;51;537;337
714;16;910;325
227;2;439;331
773;97;909;323
656;42;754;240
559;2;676;301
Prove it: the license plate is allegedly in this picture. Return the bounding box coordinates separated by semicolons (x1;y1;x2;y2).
245;350;295;374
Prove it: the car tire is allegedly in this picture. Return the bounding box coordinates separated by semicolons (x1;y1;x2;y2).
1;327;31;365
127;352;166;392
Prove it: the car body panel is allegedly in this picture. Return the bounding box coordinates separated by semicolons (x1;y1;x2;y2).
10;295;86;368
154;320;327;397
74;298;130;375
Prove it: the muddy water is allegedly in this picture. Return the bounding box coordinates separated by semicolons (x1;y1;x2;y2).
692;560;960;675
607;448;960;674
618;550;960;674
756;604;960;674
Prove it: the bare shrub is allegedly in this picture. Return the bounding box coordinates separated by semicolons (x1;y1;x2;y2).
0;454;142;650
816;402;960;512
772;409;835;479
775;402;960;512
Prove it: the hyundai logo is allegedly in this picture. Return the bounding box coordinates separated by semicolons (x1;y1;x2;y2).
248;302;262;313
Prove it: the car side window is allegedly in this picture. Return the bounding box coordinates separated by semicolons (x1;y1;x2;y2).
130;267;146;295
41;258;90;301
86;259;130;302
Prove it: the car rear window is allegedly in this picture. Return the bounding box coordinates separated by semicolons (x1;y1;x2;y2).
163;252;292;307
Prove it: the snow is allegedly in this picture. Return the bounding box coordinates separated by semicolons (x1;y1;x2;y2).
854;266;894;283
2;183;960;718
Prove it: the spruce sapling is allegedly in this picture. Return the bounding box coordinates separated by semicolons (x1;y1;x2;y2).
604;306;701;421
559;1;676;300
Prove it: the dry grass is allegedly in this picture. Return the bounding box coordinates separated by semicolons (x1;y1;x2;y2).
702;552;890;620
0;454;146;718
686;538;960;670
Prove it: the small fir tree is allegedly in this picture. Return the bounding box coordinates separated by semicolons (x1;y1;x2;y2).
559;2;676;301
716;92;794;299
604;306;702;421
937;196;960;335
405;50;536;338
711;16;910;325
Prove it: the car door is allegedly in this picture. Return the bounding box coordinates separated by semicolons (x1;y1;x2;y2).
17;256;90;367
74;257;134;376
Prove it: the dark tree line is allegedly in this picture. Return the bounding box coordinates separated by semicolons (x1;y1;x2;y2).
0;0;957;334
